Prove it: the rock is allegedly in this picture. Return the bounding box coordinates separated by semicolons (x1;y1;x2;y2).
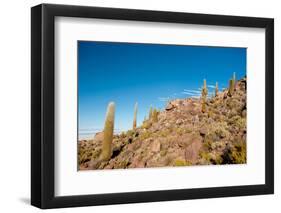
184;137;202;163
87;159;102;169
128;137;133;144
200;126;208;136
192;115;200;125
176;119;184;125
151;140;161;153
93;132;104;142
127;143;136;151
242;109;246;118
189;110;197;116
223;92;228;99
164;122;171;128
165;103;175;111
130;158;145;168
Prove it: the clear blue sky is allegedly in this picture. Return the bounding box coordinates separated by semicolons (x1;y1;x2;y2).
78;41;246;135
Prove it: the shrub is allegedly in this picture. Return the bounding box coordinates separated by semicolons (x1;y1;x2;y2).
176;128;185;135
228;115;246;129
222;142;246;164
199;151;211;162
142;120;152;129
173;159;191;166
160;149;168;157
139;131;151;141
199;151;223;165
214;122;229;138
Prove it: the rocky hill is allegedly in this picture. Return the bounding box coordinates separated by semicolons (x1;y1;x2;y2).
78;77;247;170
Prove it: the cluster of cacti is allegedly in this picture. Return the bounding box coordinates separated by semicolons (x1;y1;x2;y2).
133;102;138;129
228;72;236;96
201;79;208;113
141;107;151;129
146;106;159;123
100;102;115;161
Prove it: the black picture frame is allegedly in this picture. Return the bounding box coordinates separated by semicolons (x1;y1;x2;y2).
31;3;274;209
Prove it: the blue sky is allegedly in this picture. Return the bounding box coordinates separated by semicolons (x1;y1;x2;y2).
78;41;246;136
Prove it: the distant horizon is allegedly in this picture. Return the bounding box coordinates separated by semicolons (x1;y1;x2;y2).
78;41;246;139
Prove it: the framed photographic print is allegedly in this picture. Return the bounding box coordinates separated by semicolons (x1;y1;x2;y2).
31;3;274;209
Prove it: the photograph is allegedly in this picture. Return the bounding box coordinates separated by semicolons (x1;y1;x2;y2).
77;41;247;170
30;3;274;209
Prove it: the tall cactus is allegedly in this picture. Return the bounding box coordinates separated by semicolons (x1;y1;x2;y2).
201;96;206;113
201;79;208;113
133;102;138;129
149;106;153;120
215;82;219;97
202;79;208;97
233;72;236;91
228;79;235;96
152;108;158;122
100;102;115;161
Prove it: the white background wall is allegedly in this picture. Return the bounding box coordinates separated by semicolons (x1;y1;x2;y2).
0;0;279;212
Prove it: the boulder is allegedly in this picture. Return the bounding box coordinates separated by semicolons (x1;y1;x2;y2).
151;140;161;153
200;126;208;136
165;103;175;111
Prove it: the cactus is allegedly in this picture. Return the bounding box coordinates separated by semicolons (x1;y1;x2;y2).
201;79;208;99
152;108;158;122
233;72;236;91
215;82;219;97
201;96;207;113
201;79;208;113
228;73;236;96
100;102;115;161
228;79;235;96
133;102;138;129
149;106;153;120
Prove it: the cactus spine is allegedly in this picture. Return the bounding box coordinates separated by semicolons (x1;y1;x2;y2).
133;102;138;129
101;102;115;161
215;82;219;97
201;79;208;113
